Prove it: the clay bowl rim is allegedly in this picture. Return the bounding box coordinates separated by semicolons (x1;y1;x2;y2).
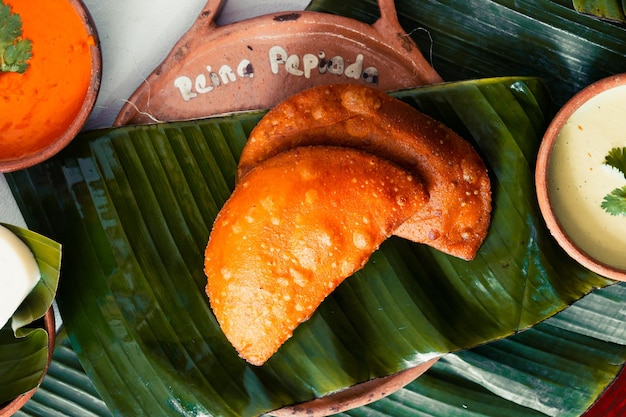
0;0;102;173
0;306;56;416
535;73;626;282
269;356;440;417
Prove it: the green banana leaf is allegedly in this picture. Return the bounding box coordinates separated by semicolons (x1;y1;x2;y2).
347;283;625;417
7;0;626;415
14;331;113;417
307;0;626;108
338;312;626;417
304;1;626;412
0;224;61;405
6;76;620;416
14;295;625;417
572;0;626;22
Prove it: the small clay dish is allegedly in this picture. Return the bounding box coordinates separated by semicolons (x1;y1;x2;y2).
536;73;626;282
0;307;56;416
0;0;101;173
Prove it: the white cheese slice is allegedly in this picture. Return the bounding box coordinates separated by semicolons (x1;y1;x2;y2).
0;225;41;329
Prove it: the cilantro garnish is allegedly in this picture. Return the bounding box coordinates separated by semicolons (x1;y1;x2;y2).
604;146;626;176
601;147;626;216
0;0;32;74
601;185;626;216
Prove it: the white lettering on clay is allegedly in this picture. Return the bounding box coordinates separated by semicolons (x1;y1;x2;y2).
173;46;379;102
174;59;254;102
269;46;378;84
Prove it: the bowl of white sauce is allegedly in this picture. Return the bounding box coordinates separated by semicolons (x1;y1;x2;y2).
536;74;626;282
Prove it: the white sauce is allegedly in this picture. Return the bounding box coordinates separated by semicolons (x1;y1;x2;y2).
548;85;626;270
0;225;41;329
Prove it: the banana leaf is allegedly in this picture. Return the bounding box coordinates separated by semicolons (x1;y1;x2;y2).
14;332;113;417
303;1;626;412
572;0;626;22
15;298;625;417
0;225;61;405
306;0;626;108
338;311;626;417
6;76;620;416
8;0;626;414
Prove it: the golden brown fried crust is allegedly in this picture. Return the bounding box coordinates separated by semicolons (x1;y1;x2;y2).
238;84;491;260
205;146;428;365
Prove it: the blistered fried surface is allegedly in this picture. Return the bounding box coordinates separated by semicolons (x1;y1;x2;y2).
205;146;428;365
238;84;491;260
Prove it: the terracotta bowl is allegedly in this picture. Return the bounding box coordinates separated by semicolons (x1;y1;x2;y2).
0;0;101;173
0;307;56;416
270;357;440;416
536;73;626;282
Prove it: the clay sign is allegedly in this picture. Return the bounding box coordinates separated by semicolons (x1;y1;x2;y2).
115;0;442;126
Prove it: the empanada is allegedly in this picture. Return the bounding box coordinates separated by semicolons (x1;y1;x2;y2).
238;84;491;260
205;146;428;365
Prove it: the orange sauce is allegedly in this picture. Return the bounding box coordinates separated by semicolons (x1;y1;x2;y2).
0;0;94;160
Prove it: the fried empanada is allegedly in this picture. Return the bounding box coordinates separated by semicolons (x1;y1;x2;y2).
204;146;428;365
238;84;491;260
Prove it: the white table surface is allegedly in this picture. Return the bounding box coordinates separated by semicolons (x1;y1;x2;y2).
0;0;310;227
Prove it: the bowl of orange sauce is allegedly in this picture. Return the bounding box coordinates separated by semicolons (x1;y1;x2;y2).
0;0;101;172
536;73;626;282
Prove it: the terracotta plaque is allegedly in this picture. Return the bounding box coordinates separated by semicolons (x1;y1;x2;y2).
115;0;442;125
